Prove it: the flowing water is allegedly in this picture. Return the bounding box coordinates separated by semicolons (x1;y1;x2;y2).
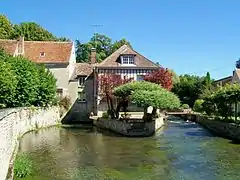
17;118;240;180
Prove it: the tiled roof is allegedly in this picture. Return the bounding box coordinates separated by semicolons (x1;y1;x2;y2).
0;39;73;63
24;41;73;63
97;45;158;68
0;40;17;55
75;63;93;76
215;76;232;82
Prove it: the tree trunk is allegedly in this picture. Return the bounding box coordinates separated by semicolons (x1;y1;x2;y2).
235;101;238;122
109;97;116;119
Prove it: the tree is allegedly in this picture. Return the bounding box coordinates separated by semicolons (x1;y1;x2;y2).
75;34;132;63
98;73;132;118
169;69;180;85
144;67;173;90
111;39;132;53
0;15;13;39
75;40;91;63
114;81;180;121
202;84;240;121
172;75;205;107
0;49;57;108
89;33;112;62
0;14;69;41
12;22;58;41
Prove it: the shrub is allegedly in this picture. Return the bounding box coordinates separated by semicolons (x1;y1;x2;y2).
0;49;57;108
181;104;190;109
6;56;40;107
193;99;204;112
0;61;17;107
59;96;71;110
132;89;180;110
36;65;57;107
202;84;240;120
101;112;109;119
14;153;32;178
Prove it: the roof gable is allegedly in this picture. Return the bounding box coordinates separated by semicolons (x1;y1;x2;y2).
97;45;158;68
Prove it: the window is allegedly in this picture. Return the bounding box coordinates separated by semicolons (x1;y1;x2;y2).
79;76;86;86
137;75;144;81
40;52;45;57
121;55;134;64
56;88;63;97
78;92;86;102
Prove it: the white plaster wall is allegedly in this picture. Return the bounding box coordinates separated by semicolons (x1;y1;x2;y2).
0;107;60;180
68;43;76;79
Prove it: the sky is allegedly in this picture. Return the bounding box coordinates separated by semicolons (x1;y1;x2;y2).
1;0;240;79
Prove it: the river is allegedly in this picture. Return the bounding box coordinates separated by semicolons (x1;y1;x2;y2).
17;118;240;180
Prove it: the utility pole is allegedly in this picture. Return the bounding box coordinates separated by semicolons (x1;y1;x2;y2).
91;24;103;48
91;24;103;115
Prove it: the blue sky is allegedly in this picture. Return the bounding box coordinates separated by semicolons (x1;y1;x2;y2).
1;0;240;79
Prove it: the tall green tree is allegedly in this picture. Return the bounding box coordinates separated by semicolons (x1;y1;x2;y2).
76;34;132;63
89;33;112;62
75;40;91;63
111;38;132;53
172;75;205;107
0;15;13;39
12;22;57;41
0;14;69;41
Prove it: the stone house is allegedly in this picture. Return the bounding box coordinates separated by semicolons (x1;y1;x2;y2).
0;37;78;103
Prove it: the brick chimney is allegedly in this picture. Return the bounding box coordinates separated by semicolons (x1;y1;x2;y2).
17;36;25;55
90;48;96;64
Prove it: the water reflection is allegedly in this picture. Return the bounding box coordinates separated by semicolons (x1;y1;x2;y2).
18;120;240;180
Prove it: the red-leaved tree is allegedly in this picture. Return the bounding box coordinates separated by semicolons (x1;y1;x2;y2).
144;67;173;90
98;73;132;118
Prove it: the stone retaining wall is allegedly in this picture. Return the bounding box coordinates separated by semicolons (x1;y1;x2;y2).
0;107;60;180
196;115;240;141
93;117;164;137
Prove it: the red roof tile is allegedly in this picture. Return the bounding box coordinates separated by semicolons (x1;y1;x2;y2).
75;63;93;76
0;39;73;63
0;40;17;55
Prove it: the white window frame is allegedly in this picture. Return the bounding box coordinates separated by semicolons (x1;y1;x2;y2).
121;55;135;65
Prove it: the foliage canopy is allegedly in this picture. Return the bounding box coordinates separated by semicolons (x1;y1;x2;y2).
0;49;57;108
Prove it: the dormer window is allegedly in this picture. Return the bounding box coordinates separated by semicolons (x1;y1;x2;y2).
40;52;45;57
121;55;134;64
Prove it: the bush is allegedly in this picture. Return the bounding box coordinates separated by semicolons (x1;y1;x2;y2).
181;104;190;109
0;61;17;107
14;153;32;178
0;49;57;108
193;99;204;112
59;96;71;110
36;65;57;107
132;89;180;110
202;84;240;119
101;112;109;119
